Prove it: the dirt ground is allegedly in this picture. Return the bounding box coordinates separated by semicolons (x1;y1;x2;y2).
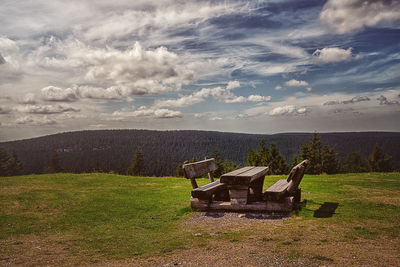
2;212;399;266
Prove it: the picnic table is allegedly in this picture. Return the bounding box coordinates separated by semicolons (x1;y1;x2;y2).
220;166;269;205
184;158;309;212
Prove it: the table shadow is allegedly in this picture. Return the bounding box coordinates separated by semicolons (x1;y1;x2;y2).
313;202;339;218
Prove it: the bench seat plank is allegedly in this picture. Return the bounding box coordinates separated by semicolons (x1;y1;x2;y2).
191;180;227;199
266;179;289;193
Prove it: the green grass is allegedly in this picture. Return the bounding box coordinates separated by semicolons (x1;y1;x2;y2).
0;173;193;259
1;172;400;265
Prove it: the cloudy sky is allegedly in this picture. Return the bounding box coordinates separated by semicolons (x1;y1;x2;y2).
1;0;400;141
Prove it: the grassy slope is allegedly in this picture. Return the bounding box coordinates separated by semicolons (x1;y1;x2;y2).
1;172;400;265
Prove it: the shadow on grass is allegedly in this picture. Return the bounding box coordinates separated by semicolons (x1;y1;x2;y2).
313;202;339;218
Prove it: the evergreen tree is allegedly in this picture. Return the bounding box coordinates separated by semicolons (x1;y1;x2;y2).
246;149;261;166
307;132;323;174
344;151;369;173
246;138;268;166
223;160;240;174
258;138;270;166
44;151;62;173
127;148;145;176
321;145;339;174
212;147;225;178
297;132;340;174
4;151;23;176
175;162;184;177
269;142;288;174
291;154;301;168
368;143;392;172
246;139;288;174
299;143;309;162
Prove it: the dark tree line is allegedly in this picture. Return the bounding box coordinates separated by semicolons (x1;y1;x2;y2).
0;130;399;177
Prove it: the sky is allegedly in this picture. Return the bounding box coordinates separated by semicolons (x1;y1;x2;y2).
1;0;400;141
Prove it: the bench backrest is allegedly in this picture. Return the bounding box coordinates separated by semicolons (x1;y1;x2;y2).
183;158;218;189
287;159;309;194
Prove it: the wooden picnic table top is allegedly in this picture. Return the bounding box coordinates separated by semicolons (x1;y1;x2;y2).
220;166;269;186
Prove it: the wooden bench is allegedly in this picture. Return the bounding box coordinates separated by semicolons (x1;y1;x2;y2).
264;159;309;204
182;158;229;204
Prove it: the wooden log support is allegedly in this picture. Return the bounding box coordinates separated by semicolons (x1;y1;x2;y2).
221;166;268;205
191;197;294;212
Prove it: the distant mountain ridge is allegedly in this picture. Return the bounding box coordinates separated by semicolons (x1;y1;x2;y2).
1;130;399;176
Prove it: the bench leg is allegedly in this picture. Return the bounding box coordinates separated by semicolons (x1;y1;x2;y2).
294;188;301;204
248;176;265;202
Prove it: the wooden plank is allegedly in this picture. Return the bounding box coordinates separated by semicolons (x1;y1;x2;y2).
183;158;218;179
266;179;289;193
236;167;269;178
221;166;254;177
264;179;289;201
220;166;268;185
191;180;227;199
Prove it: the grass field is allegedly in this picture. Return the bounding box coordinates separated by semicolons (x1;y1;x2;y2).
1;172;399;266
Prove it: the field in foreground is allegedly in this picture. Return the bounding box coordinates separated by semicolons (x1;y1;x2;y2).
1;172;399;266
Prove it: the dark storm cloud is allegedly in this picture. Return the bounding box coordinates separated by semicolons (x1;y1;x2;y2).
0;53;5;64
377;95;399;105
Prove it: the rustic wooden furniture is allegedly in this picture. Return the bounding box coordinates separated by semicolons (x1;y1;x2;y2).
264;159;309;204
184;158;309;213
220;166;269;205
182;158;229;203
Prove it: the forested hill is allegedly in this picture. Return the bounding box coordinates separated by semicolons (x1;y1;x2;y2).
1;130;399;176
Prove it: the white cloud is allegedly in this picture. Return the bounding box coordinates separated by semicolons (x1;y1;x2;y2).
154;94;204;108
83;42;196;94
312;47;353;63
77;85;126;101
224;96;247;103
320;0;400;34
306;87;312;92
285;79;309;87
0;36;19;53
275;85;283;91
21;93;37;104
41;86;78;102
79;2;233;42
247;95;272;102
226;80;241;90
243;89;400;120
155;81;271;108
0;106;12;114
113;106;182;119
323;95;371;105
209;116;223;121
15;116;56;126
30;39;197;96
16;104;80;114
269;105;307;116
